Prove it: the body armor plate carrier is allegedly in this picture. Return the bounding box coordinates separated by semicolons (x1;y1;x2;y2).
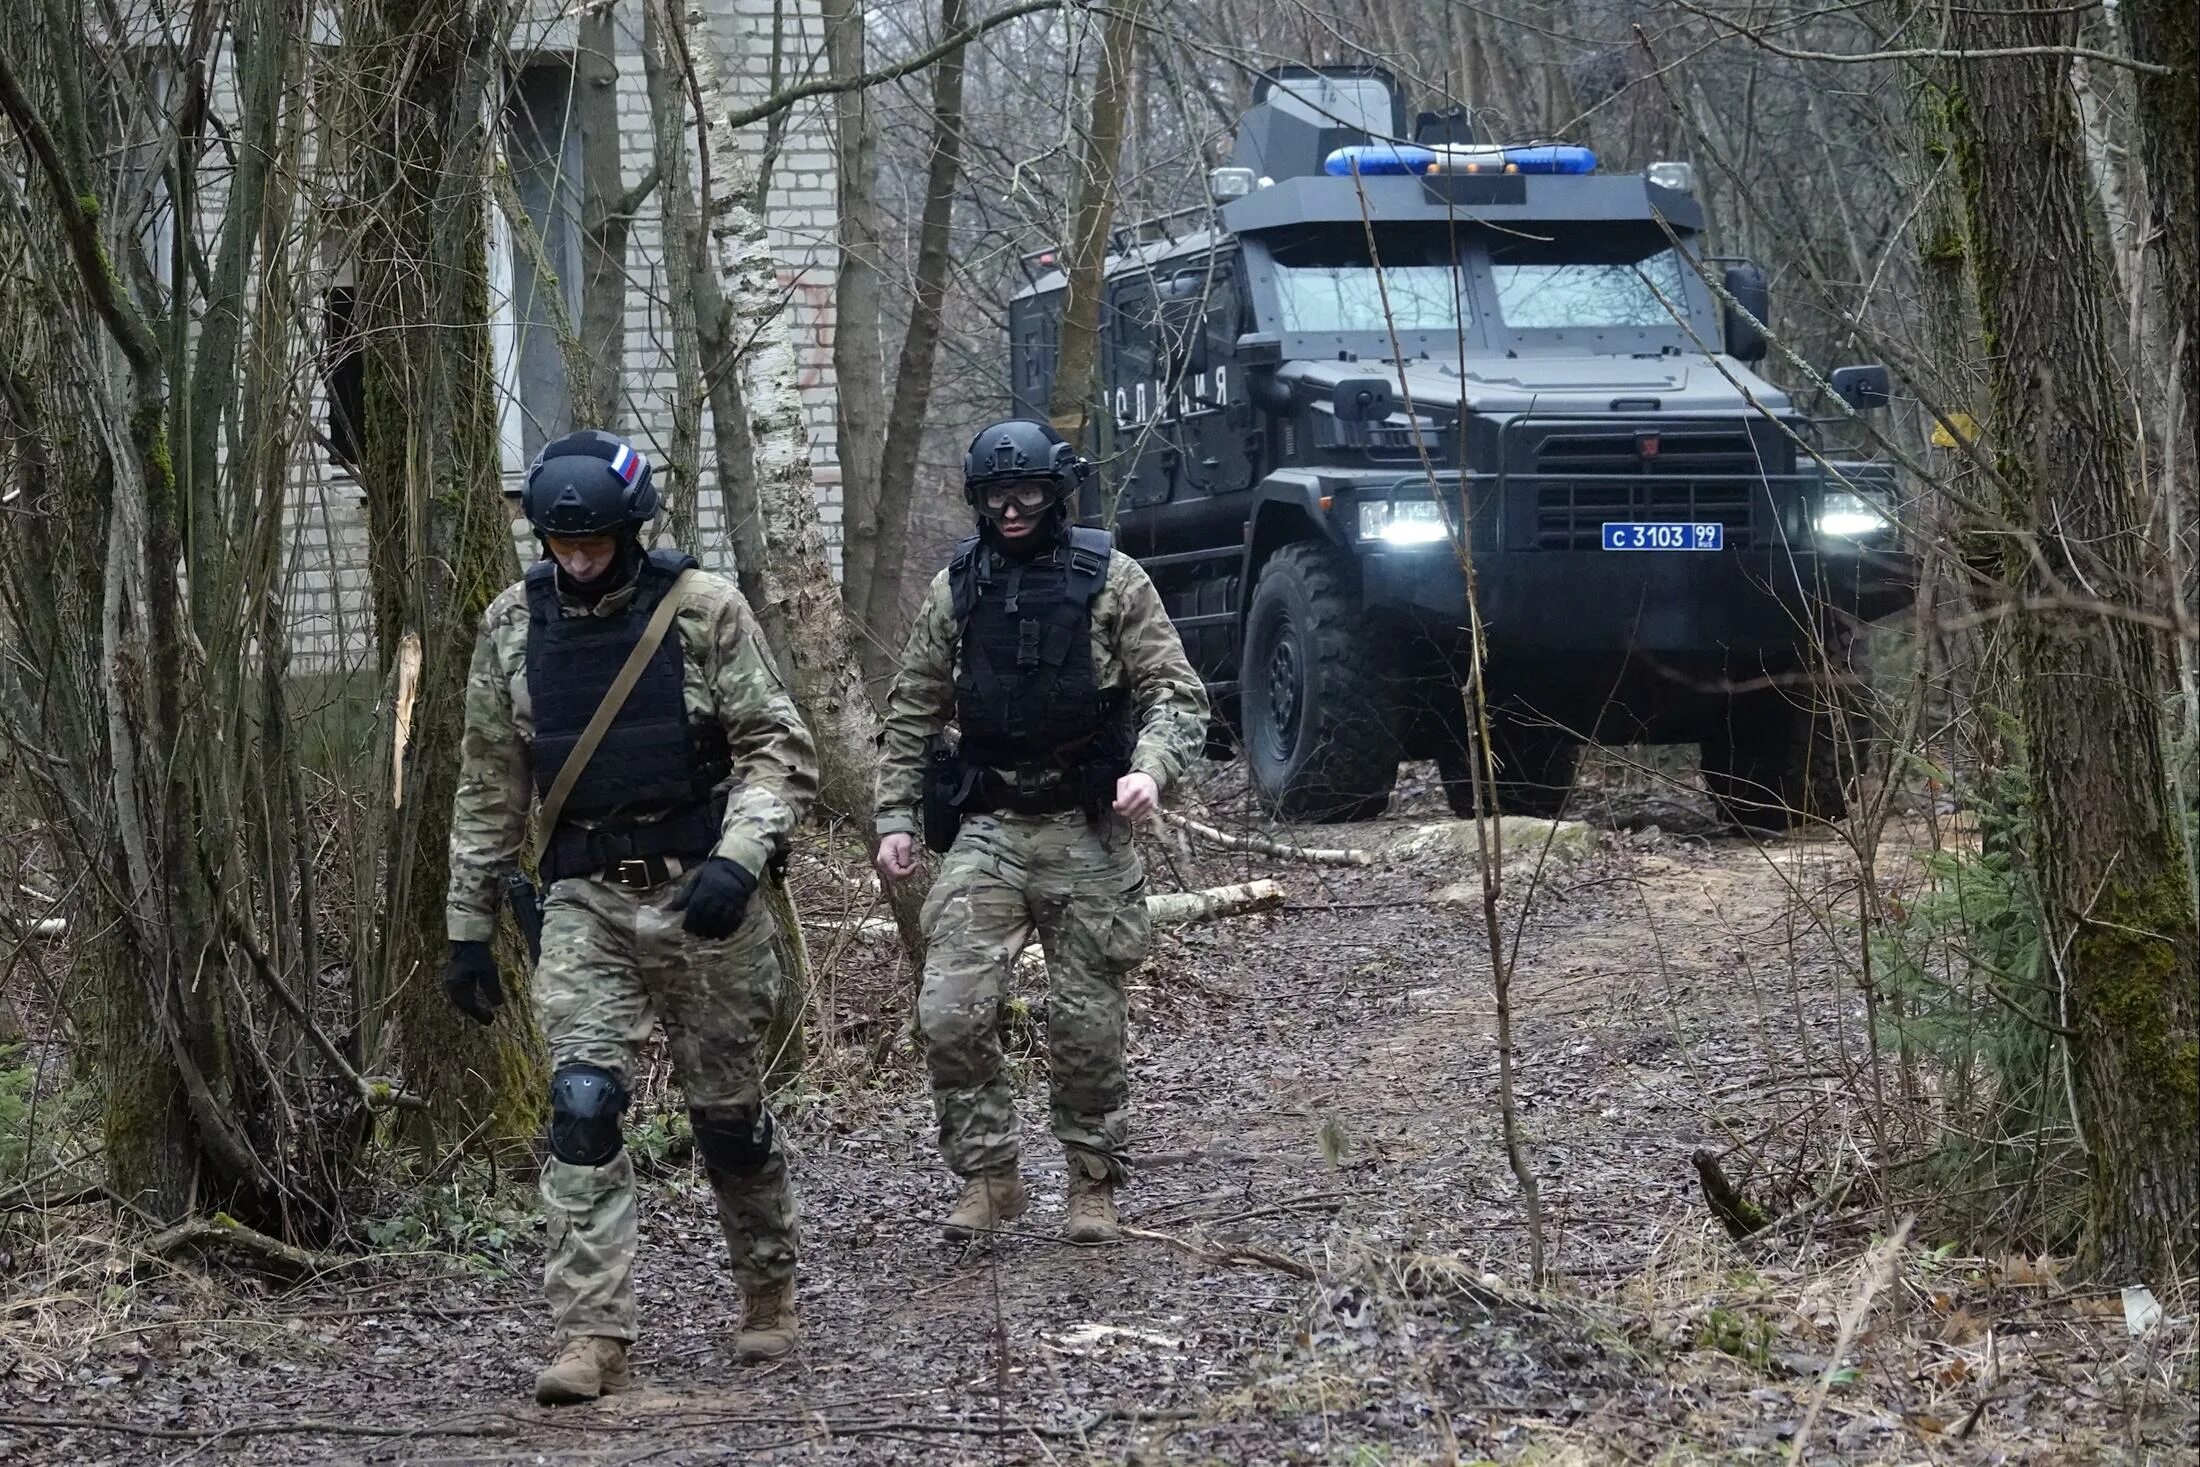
945;526;1133;818
526;549;729;881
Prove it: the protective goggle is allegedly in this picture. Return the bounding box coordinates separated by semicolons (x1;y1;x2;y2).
977;477;1061;514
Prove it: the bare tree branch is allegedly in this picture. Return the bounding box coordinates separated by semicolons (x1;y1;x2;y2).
713;0;1063;132
0;45;162;374
1666;0;2176;77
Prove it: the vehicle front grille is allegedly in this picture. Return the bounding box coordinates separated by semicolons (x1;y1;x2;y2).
1530;479;1760;550
1534;430;1762;476
1523;429;1775;550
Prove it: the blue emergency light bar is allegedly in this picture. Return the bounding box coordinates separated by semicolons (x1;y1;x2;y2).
1497;145;1597;174
1321;143;1598;177
1321;143;1439;175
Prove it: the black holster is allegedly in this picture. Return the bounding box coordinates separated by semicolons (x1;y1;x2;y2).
503;870;544;964
923;746;969;854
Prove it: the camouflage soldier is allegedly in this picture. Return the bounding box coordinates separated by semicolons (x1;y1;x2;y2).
441;430;817;1404
874;419;1209;1244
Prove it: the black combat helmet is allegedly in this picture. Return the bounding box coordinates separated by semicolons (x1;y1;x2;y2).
521;429;659;538
961;418;1088;524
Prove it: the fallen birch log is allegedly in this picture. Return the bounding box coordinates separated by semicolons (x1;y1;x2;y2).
1143;879;1286;925
846;879;1286;942
849;879;1286;981
13;884;65;939
1010;880;1285;978
1160;811;1372;867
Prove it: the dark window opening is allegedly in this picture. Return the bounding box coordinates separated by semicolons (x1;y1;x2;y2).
325;284;364;472
506;59;585;459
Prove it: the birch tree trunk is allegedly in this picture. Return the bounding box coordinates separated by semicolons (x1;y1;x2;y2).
690;5;927;963
1942;0;2200;1283
1046;0;1143;450
860;0;968;680
691;282;775;638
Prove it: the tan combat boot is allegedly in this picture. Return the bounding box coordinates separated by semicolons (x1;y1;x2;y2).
735;1280;798;1361
534;1335;631;1405
942;1170;1029;1241
1062;1156;1119;1243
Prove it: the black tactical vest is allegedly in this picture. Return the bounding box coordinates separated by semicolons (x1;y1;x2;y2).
950;526;1131;778
525;549;729;875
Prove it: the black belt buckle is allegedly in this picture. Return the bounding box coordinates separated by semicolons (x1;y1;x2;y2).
610;857;658;889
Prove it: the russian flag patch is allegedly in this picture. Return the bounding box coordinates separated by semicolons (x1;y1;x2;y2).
609;444;643;484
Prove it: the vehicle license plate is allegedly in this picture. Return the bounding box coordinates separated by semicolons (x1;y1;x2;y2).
1601;521;1724;551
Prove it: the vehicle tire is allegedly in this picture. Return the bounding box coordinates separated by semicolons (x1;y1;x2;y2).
1700;681;1863;831
1435;721;1581;819
1240;543;1400;822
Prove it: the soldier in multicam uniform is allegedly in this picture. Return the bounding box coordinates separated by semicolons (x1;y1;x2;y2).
874;419;1209;1245
440;429;817;1405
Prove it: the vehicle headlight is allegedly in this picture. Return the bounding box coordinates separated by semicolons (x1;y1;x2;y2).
1816;489;1892;540
1358;498;1451;545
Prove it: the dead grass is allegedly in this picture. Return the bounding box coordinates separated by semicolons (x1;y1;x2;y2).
0;763;2191;1464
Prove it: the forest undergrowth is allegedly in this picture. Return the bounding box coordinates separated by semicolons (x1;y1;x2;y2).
0;758;2190;1465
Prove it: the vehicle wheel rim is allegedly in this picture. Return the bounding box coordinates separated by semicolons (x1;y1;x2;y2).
1264;625;1303;764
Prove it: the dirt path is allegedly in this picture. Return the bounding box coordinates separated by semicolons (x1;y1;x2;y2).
0;771;2187;1464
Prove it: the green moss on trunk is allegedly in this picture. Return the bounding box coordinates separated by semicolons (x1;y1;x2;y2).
1940;0;2200;1283
2072;861;2200;1278
350;0;544;1153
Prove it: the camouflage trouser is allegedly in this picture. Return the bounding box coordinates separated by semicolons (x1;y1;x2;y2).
532;871;797;1344
917;810;1150;1184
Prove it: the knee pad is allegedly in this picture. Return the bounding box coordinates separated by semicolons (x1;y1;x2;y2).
689;1104;774;1179
547;1063;629;1167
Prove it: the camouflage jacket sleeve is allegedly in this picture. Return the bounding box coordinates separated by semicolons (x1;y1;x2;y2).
1105;553;1211;793
446;601;531;943
690;576;819;875
874;569;958;838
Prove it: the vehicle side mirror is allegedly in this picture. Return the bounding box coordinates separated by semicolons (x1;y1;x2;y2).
1331;377;1395;423
1158;297;1198;341
1181;318;1234;376
1829;364;1891;411
1235;332;1283;366
1722;262;1769;363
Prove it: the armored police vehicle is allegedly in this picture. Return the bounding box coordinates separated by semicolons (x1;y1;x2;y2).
1009;66;1913;826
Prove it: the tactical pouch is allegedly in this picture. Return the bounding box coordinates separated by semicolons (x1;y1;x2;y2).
923;746;967;854
1077;757;1124;818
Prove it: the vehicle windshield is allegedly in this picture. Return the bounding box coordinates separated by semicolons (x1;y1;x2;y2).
1488;245;1689;329
1269;226;1469;335
1274;264;1467;333
1259;230;1695;335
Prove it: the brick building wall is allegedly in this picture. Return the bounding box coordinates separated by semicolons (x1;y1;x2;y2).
282;0;840;671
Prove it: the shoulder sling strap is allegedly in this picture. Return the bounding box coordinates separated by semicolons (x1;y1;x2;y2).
533;569;693;848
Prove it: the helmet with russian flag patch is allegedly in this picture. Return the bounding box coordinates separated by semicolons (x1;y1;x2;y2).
521;429;659;537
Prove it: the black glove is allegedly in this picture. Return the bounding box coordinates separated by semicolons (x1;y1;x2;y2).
442;940;503;1026
673;857;758;940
